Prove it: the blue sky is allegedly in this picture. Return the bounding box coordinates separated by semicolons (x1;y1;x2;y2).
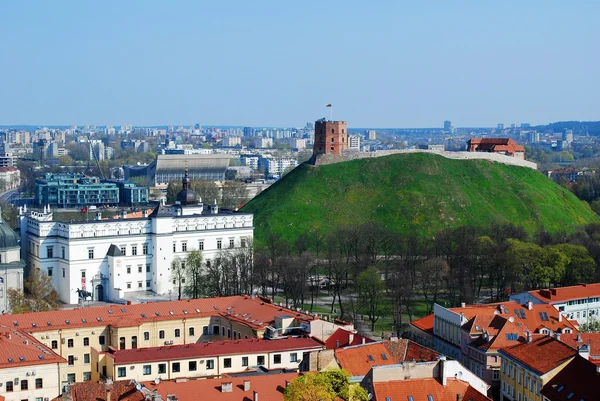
0;1;598;128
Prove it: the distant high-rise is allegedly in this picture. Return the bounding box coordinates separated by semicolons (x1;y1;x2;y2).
521;123;531;129
444;120;453;131
313;119;348;156
243;127;254;137
367;130;377;140
497;123;505;130
562;129;574;144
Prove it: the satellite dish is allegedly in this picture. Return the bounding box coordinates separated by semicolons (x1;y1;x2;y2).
136;384;141;391
154;378;160;384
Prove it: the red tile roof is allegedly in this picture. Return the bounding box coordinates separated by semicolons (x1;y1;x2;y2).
334;340;440;376
541;355;600;401
499;336;577;375
53;380;144;401
324;328;374;349
0;295;317;333
107;336;323;365
410;314;434;334
373;378;492;401
560;333;600;358
143;372;299;401
527;283;600;303
0;325;65;368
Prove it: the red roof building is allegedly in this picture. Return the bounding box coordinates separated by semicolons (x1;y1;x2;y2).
53;380;145;401
540;355;600;401
334;339;440;377
467;138;525;158
373;378;491;401
323;328;374;349
142;372;299;401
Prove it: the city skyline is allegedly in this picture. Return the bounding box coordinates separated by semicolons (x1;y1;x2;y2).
0;1;598;127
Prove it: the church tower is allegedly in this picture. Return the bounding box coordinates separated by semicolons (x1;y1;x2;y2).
313;118;348;156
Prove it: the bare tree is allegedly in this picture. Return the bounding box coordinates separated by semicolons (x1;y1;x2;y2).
170;257;185;300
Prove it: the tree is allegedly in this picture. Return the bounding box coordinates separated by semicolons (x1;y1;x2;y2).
221;180;249;209
8;269;58;313
184;250;204;299
284;373;335;401
58;155;74;166
166;181;182;203
549;243;596;286
190;180;220;205
417;258;449;314
506;239;549;290
170;257;185;300
357;266;385;332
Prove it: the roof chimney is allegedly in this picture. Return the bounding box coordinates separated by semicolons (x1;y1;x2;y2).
120;210;127;219
527;331;532;344
142;209;148;218
527;300;533;311
221;382;233;393
555;332;561;341
461;302;466;308
439;357;447;386
558;312;562;322
577;333;582;343
254;391;259;401
96;211;102;221
362;338;366;344
244;380;250;392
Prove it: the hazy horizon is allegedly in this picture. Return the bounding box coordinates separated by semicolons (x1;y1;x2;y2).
0;1;598;127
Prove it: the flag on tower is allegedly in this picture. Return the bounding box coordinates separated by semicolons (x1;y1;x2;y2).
326;104;332;107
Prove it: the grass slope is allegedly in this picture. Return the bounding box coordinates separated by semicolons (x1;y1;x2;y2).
242;153;600;245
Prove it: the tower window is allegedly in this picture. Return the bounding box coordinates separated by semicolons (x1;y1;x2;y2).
331;138;334;142
331;147;334;151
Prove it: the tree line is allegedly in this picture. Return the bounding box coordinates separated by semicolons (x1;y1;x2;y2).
166;179;250;210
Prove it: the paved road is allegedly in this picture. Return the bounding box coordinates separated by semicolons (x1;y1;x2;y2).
0;189;18;204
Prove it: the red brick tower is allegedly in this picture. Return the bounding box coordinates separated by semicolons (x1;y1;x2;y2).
313;119;348;156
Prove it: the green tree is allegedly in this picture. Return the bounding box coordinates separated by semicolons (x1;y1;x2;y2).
221;180;249;209
357;266;385;332
190;180;220;205
8;269;58;313
184;250;204;299
284;373;335;401
166;181;182;203
59;155;74;166
506;239;549;290
549;243;595;286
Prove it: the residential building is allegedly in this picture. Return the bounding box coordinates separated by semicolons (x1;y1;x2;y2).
21;174;253;304
53;380;145;401
540;355;600;401
0;325;66;401
559;332;600;364
313;119;348;155
222;136;241;147
141;371;299;401
510;284;600;326
322;328;374;349
101;180;149;206
0;211;25;313
0;295;345;387
288;138;306;150
34;174;120;208
367;130;376;140
362;358;491;401
348;135;361;150
120;140;148;153
243;127;254;137
253;137;273;149
258;156;298;177
409;302;578;388
0;167;20;191
240;155;259;170
467;138;526;159
498;335;578;401
546;167;583;183
322;339;440;378
95;336;322;382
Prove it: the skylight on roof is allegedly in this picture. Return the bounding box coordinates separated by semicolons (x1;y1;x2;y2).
121;308;126;312
169;311;174;315
568;393;574;399
66;320;70;325
13;321;18;327
7;358;13;363
108;309;113;314
381;353;388;360
47;322;52;326
408;397;414;401
195;309;200;313
368;355;374;362
38;355;44;360
32;323;37;327
558;386;564;392
141;314;147;318
427;395;434;401
506;333;519;341
82;319;87;323
96;317;102;322
183;310;188;314
19;357;25;361
386;398;392;401
155;312;161;316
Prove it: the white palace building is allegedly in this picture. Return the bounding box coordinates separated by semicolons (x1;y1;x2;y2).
18;172;253;304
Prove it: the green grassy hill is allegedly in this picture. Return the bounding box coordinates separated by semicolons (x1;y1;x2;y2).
242;153;600;245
